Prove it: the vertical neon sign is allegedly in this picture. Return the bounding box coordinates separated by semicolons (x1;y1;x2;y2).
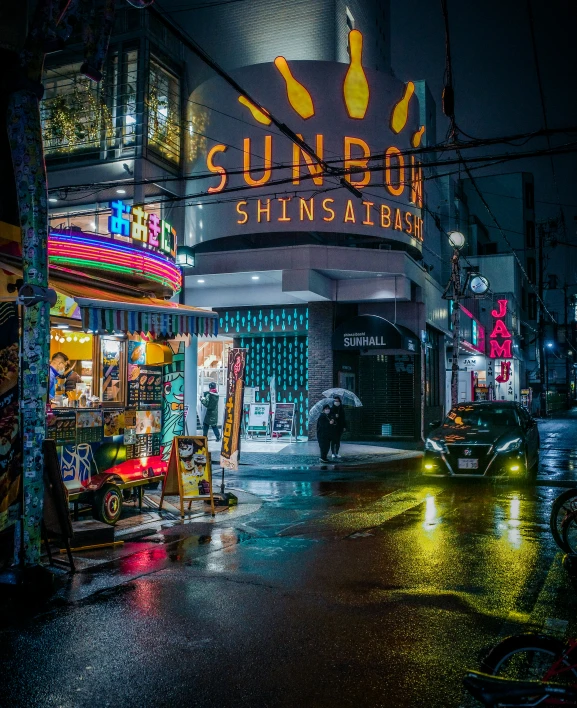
489;299;513;358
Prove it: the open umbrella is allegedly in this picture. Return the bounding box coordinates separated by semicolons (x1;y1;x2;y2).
322;388;362;407
308;398;337;426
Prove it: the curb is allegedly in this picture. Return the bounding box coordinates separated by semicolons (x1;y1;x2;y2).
237;450;423;472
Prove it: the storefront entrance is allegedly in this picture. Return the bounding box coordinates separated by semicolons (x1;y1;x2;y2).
333;315;421;441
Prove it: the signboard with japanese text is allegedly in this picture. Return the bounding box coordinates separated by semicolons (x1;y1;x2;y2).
160;436;215;518
272;403;295;434
220;349;247;470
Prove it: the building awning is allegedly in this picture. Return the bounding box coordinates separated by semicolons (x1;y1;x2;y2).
0;261;218;337
332;314;419;353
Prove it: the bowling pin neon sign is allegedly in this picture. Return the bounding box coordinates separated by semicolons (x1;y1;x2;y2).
489;299;513;358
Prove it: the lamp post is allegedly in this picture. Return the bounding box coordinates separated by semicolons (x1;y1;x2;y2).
445;231;466;407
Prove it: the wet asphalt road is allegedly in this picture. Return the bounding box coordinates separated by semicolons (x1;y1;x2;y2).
2;415;577;708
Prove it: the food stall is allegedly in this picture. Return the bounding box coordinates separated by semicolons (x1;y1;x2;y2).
0;201;218;524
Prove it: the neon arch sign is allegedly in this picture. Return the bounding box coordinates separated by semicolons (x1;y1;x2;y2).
489;299;513;359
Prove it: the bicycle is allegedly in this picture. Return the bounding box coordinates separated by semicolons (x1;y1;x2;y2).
550;489;577;553
464;670;577;707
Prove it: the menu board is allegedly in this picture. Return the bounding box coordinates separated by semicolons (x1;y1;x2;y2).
46;409;77;445
101;338;121;403
128;365;163;408
272;403;295;434
134;433;161;458
103;409;125;438
76;409;103;443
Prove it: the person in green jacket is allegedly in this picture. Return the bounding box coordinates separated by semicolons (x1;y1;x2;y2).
201;381;221;441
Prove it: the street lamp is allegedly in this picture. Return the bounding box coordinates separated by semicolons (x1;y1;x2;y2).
448;230;466;250
176;246;195;268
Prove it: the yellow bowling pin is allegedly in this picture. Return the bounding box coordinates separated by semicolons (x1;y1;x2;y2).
390;81;415;134
343;29;369;119
274;56;315;119
411;125;425;147
238;96;272;125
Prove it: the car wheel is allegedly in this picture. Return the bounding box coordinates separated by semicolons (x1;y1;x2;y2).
92;485;123;525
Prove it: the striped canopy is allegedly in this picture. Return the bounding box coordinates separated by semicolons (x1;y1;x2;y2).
81;305;218;337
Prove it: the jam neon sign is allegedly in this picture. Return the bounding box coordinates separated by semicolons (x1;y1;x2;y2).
108;200;176;260
489;299;513;359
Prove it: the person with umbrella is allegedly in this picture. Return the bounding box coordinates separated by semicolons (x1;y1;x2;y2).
317;404;336;463
329;395;347;459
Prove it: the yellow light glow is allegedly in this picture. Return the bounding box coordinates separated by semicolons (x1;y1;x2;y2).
424;464;434;470
411;125;425;148
424;495;437;526
343;29;370;119
274;56;315;119
390;81;415;134
510;465;520;472
238;96;272;126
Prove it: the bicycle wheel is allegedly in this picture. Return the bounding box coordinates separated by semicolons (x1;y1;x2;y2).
481;634;577;683
562;510;577;555
550;489;577;552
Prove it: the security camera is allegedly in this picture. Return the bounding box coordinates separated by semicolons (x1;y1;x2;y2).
17;284;57;307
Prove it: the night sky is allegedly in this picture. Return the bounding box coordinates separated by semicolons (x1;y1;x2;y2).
391;0;577;230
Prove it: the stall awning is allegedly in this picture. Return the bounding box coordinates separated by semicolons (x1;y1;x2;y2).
0;261;218;337
78;297;218;337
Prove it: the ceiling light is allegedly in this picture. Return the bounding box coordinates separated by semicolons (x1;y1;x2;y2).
197;279;205;283
251;276;260;280
48;197;58;203
116;189;126;194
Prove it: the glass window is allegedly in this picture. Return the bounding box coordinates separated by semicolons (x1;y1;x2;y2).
147;58;181;165
42;62;114;158
98;337;126;405
122;50;139;148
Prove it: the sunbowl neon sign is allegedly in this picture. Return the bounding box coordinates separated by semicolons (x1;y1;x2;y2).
489;299;513;359
189;30;425;251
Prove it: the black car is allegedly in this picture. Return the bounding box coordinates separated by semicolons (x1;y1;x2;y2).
423;401;540;479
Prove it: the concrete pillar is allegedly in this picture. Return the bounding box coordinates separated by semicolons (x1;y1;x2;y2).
307;301;334;439
185;335;198;434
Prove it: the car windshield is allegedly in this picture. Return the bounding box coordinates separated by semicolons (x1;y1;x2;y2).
443;406;519;429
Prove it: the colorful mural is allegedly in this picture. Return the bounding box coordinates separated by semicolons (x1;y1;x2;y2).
161;341;185;461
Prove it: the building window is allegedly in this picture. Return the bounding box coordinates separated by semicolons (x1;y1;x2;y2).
147;58;181;165
42;62;114;158
525;181;535;210
346;7;355;30
121;50;138;148
526;220;535;249
528;292;537;320
527;257;536;284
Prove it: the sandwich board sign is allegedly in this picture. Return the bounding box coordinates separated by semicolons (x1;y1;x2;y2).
160;436;215;518
272;402;296;440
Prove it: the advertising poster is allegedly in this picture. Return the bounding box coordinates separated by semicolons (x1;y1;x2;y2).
127;340;146;408
76;410;103;443
248;403;270;430
220;348;247;471
160;436;215;518
101;338;121;402
103;409;125;438
0;303;21;533
273;403;295;434
46;409;77;445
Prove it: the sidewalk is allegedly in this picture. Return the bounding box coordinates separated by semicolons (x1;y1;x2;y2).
205;437;422;471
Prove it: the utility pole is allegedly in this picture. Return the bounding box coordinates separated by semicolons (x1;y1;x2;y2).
537;222;546;416
5;0;151;571
442;231;466;407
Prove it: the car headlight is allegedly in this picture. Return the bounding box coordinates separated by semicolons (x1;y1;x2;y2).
496;437;522;453
425;438;448;453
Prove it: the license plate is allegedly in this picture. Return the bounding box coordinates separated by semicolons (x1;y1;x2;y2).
458;458;479;469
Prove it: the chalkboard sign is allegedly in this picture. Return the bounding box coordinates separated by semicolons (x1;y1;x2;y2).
273;403;295;434
46;409;77;445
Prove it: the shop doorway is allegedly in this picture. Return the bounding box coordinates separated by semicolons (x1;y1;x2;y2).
350;354;419;440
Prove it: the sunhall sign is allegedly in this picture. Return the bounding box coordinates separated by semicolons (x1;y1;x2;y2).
187;30;425;256
332;315;419;353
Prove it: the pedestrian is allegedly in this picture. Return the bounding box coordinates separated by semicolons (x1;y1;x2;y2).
317;404;335;463
200;382;221;441
330;395;347;459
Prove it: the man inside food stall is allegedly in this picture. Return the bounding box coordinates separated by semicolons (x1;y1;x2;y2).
49;351;82;400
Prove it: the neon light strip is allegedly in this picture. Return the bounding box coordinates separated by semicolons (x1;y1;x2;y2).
49;232;182;292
